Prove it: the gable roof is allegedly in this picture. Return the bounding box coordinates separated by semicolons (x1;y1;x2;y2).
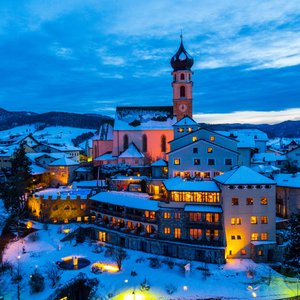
94;151;116;161
274;173;300;188
114;106;176;131
214;166;275;185
151;159;168;167
49;157;79;166
173;115;198;126
119;143;144;158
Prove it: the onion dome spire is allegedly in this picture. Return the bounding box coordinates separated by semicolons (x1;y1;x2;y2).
170;34;194;71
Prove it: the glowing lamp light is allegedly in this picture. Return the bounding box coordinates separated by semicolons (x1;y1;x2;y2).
63;228;71;234
124;293;145;300
252;292;257;298
26;221;33;229
124;279;129;283
92;262;119;273
183;285;188;291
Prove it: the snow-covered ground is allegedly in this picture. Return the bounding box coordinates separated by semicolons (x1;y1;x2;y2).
1;222;298;300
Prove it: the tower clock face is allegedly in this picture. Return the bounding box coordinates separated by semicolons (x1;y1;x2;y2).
179;104;187;112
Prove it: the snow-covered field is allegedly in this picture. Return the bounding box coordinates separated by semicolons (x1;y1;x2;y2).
1;222;298;300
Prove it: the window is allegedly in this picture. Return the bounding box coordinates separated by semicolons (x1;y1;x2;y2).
123;134;129;150
241;249;247;255
161;135;166;152
246;198;254;205
187;127;192;132
251;232;259;241
163;212;171;219
237;235;241;240
261;232;268;240
261;197;268;205
178;127;184;133
192;136;197;142
174;228;181;239
189;228;202;240
180;73;185;80
250;216;258;224
231;217;242;225
258;250;264;256
193;147;198;153
207;147;213;153
80;204;86;210
231;235;236;240
194;158;200;165
210;136;215;142
98;231;106;242
225;158;232;166
164;227;171;234
174;159;180;165
206;213;212;222
232;198;239;205
189;212;201;222
174;212;181;219
206;229;219;241
180;86;185;97
261;216;268;224
208;159;215;165
145;211;156;219
142;134;147;152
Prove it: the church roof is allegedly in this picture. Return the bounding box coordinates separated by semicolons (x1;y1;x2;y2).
170;37;194;71
114;106;176;131
173;115;198;126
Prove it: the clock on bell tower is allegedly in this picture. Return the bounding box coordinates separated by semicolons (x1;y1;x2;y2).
170;35;194;121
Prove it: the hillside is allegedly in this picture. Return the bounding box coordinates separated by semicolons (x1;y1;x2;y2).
0;108;113;130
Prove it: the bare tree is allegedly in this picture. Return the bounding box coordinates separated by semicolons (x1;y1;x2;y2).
45;262;62;288
111;247;128;271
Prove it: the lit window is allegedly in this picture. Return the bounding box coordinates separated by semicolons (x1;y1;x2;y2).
187;127;192;132
241;249;247;255
232;198;239;205
192;136;197;142
194;158;200;165
261;197;268;205
174;228;181;239
80;204;86;210
251;232;259;241
236;218;242;225
208;159;215;165
258;250;264;256
246;198;254;205
98;231;106;242
250;216;258;224
178;128;184;133
207;147;213;153
163;212;171;219
225;159;232;165
206;213;212;222
261;216;268;224
261;232;268;240
189;228;202;240
164;227;171;234
174;159;180;165
210;136;215;142
231;218;236;225
193;147;198;153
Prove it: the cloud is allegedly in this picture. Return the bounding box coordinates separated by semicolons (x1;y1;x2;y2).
194;108;300;125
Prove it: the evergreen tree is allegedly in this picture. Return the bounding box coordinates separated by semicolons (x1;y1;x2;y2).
29;268;45;293
285;213;300;273
0;143;33;214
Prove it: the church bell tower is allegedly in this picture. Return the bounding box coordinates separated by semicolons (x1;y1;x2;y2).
170;36;194;121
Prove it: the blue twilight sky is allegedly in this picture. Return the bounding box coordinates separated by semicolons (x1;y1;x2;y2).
1;0;300;124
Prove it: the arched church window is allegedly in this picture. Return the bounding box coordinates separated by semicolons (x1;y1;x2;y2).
180;86;185;97
161;135;166;152
142;134;147;152
123;134;129;150
180;73;185;80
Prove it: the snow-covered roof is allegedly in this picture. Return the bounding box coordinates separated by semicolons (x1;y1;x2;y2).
46;144;82;152
74;167;92;173
184;204;222;213
119;143;144;158
274;173;300;188
0;144;18;157
111;175;148;181
34;187;91;199
151;159;167;167
30;164;47;175
214;166;275;185
91;191;159;211
94;152;116;161
49;157;79;166
251;241;276;246
251;165;280;174
114;106;176;131
164;177;220;192
73;180;107;188
252;152;286;163
174;115;198;126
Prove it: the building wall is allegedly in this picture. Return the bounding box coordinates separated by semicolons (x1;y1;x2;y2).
276;186;300;218
286;147;300;169
112;129;173;162
169;139;238;178
238;148;251;167
48;165;78;186
92;140;113;159
220;184;276;260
